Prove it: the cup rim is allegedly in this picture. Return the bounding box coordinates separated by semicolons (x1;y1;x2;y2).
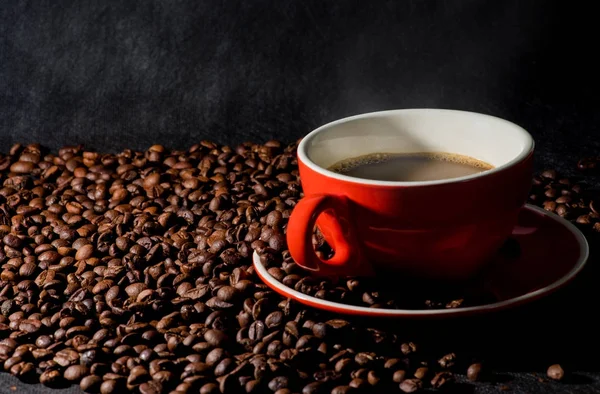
298;108;535;187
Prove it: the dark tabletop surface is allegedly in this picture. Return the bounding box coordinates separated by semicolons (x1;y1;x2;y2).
1;0;600;393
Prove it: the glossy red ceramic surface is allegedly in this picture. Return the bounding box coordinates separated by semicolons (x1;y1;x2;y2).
287;151;533;280
259;205;588;318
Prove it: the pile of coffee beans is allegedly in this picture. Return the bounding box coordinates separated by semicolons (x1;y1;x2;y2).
0;141;587;393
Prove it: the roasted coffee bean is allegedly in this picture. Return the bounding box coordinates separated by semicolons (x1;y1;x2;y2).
312;323;327;339
139;381;163;394
334;358;353;374
128;365;149;385
467;363;483;381
355;352;376;367
80;375;103;392
64;364;89;381
331;386;352;394
54;348;79;366
301;381;322;394
205;348;226;366
431;372;453;388
199;382;219;394
204;329;228;347
217;286;238;302
249;320;266;342
393;369;407;383
214;357;234;376
101;379;124;394
268;376;289;391
399;378;423;393
438;353;456;368
400;342;417;355
265;311;283;328
40;369;62;386
367;370;380;386
349;378;368;389
547;364;565;381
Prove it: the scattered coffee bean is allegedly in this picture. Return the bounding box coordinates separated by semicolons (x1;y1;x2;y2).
467;363;483;381
547;364;565;381
431;372;453;388
414;366;428;379
438;353;456;368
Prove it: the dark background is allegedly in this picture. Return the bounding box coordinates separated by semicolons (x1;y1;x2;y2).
1;0;599;393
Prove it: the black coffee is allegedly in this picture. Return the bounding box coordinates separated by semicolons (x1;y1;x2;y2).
328;152;494;182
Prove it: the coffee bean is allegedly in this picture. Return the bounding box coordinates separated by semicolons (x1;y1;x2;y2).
576;214;591;225
10;361;35;378
244;379;261;393
467;363;483;381
54;348;79;366
400;342;417;355
541;169;558;179
265;311;283;328
80;375;102;392
438;352;456;368
199;382;219;394
399;379;422;393
300;381;321;394
367;370;380;386
335;358;353;374
217;286;238;302
249;320;266;342
355;352;376;367
431;372;453;388
215;357;234;376
139;381;163;394
64;364;89;381
349;378;368;389
393;370;406;383
75;244;94;260
101;379;123;394
10;161;34;174
312;323;327;338
547;364;565;381
268;376;289;391
205;348;226;366
127;365;149;385
331;386;352;394
204;329;228;347
40;369;62;386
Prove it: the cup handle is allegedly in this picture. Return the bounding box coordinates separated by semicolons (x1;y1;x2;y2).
287;194;373;277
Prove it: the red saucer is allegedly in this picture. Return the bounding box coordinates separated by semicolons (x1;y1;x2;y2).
253;204;589;318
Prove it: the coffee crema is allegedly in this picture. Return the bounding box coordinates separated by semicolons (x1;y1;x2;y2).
328;152;494;182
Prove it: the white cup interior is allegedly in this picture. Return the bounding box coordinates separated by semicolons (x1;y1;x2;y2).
299;109;534;186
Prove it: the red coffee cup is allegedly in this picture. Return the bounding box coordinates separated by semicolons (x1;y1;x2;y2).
287;109;534;280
